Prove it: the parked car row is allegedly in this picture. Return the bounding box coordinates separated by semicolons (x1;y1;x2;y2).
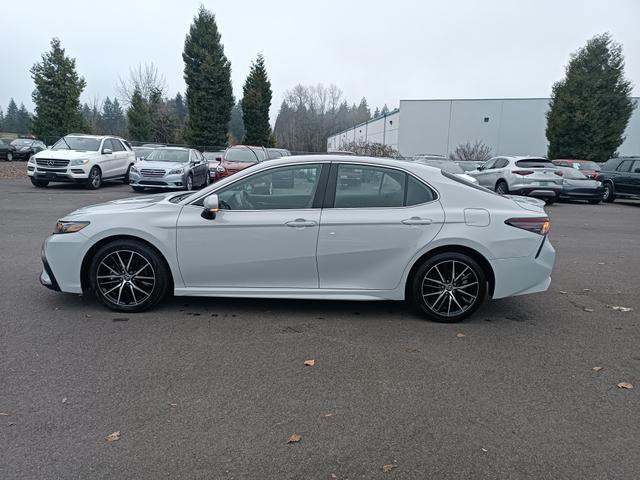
1;137;47;161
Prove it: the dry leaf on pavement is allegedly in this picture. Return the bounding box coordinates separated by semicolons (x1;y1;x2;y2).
456;332;466;338
592;367;604;372
617;382;634;390
304;359;315;367
106;431;121;442
583;308;594;312
287;433;302;443
609;305;633;312
382;464;398;473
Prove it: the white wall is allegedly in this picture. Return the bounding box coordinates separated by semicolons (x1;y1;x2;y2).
330;98;640;158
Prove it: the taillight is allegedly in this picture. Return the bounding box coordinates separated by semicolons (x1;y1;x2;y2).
594;173;602;181
512;170;534;175
553;171;563;176
505;217;550;235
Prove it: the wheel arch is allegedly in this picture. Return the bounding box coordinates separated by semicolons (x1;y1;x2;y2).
495;178;508;190
80;235;174;293
404;245;495;300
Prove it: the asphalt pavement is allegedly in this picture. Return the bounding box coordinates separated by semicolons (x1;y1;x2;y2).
1;178;638;480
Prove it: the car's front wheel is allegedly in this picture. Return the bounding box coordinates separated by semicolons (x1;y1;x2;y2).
132;186;145;192
89;239;170;312
495;181;508;195
30;177;49;188
7;152;13;161
602;182;615;203
186;174;193;191
411;252;487;323
87;166;102;190
123;164;133;184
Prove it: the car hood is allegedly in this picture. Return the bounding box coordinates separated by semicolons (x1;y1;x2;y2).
136;160;188;170
64;193;178;218
222;160;256;170
34;149;100;160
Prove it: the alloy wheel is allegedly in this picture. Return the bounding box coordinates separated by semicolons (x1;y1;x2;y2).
186;175;193;190
421;260;480;318
7;152;13;161
496;182;508;194
96;250;156;307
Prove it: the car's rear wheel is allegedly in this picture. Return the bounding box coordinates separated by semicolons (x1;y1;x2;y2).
87;166;102;190
30;177;49;188
602;182;615;203
89;240;169;312
132;186;145;192
411;252;487;323
495;181;508;195
123;164;133;184
545;196;557;205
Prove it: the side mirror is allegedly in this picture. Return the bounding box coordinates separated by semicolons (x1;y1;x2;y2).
201;194;219;220
215;156;222;162
477;166;484;171
634;168;640;174
102;148;113;155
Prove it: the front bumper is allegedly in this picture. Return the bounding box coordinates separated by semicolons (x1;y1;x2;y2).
129;171;186;189
40;244;60;291
28;166;90;183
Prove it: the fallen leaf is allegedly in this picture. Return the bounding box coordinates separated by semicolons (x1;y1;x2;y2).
592;367;604;372
456;332;466;338
168;403;177;407
617;382;634;390
0;412;9;416
304;359;315;367
382;464;398;473
106;431;121;442
583;288;591;292
324;413;334;417
609;305;633;312
85;314;92;318
287;433;302;443
583;308;594;312
481;448;488;452
559;290;568;294
329;475;338;480
62;397;67;404
597;262;605;265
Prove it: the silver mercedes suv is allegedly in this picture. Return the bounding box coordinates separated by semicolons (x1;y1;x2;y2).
469;156;562;204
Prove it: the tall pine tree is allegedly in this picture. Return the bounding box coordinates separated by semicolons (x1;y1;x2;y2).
4;99;19;133
127;88;151;141
228;101;246;145
31;38;89;138
546;33;635;161
183;6;233;147
241;54;273;146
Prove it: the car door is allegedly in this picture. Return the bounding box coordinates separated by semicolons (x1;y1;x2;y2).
98;139;116;177
487;157;509;188
614;159;634;194
109;138;128;175
317;163;445;290
473;158;497;187
629;160;640;195
193;150;206;184
176;163;328;288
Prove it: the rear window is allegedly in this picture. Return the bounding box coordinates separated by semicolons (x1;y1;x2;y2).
515;159;554;168
225;148;259;163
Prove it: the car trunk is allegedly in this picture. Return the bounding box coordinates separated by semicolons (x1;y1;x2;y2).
515;159;562;187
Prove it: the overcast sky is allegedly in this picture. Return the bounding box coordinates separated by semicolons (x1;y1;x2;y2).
2;0;639;121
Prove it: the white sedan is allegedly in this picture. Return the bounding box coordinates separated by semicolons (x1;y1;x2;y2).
40;155;555;323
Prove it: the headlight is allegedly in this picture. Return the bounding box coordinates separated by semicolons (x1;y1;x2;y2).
69;158;90;166
54;221;90;234
130;165;138;172
169;168;184;175
28;156;36;164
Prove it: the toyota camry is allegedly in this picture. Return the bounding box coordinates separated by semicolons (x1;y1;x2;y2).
40;155;555;322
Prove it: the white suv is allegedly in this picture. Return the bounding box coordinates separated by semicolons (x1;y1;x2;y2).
27;134;136;189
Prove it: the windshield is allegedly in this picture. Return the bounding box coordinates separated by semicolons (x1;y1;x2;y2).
52;136;101;151
133;147;154;157
11;139;34;146
145;149;189;162
560;168;588;179
225;148;259;163
203;151;224;160
417;160;464;173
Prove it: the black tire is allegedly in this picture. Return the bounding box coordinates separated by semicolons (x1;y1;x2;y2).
545;197;557;205
588;199;601;205
88;239;169;312
186;174;193;191
86;166;102;190
602;182;615;203
495;180;509;195
123;164;133;184
132;186;145;192
410;252;487;323
30;177;49;188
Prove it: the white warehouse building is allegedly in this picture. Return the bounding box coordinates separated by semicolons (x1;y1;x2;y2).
327;98;640;158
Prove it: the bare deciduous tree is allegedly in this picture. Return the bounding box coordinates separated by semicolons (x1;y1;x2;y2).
116;62;167;106
449;140;493;161
339;139;400;158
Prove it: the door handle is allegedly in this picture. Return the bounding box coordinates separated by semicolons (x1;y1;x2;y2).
285;219;317;228
402;217;432;225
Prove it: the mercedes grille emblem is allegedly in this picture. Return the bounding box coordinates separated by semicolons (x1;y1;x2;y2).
48;160;55;166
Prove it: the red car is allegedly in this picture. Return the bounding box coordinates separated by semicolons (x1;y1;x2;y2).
214;145;268;181
552;159;601;179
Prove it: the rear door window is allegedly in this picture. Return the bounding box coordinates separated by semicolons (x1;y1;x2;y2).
111;139;125;152
617;160;633;172
631;160;640;173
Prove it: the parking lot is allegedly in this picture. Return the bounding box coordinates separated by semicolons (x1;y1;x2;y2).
1;175;639;479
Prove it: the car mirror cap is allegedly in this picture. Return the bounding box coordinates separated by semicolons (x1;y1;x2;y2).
102;148;113;154
201;194;219;220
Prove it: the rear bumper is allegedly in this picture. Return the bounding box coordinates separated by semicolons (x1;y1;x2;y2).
510;186;561;199
490;237;555;299
559;186;604;200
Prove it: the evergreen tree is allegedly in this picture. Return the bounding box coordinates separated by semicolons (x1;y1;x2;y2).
127;88;151;141
4;99;19;132
546;33;635;161
380;104;390;115
228;100;246;144
16;103;32;134
183;6;233;147
101;97;127;136
373;107;380;118
241;54;273;146
31;38;89;137
0;108;4;131
148;88;178;144
356;97;371;124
